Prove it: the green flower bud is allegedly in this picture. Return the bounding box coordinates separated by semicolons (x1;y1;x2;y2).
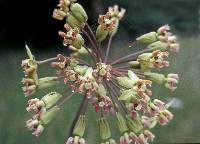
74;65;88;75
73;115;86;137
118;89;136;101
136;32;158;44
38;77;59;90
84;67;93;77
97;84;107;96
116;77;134;88
41;92;62;109
70;3;88;23
96;25;109;42
128;70;138;81
109;18;119;36
137;53;152;72
69;74;77;82
147;41;168;51
71;34;84;49
84;82;92;90
116;113;128;133
40;106;60;125
129;61;140;68
144;72;165;84
66;14;85;28
98;117;111;140
70;59;79;67
126;115;143;133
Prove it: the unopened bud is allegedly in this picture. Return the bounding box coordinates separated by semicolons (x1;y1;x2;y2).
96;25;109;42
136;32;158;44
41;92;62;109
98;117;111;140
70;3;88;23
38;77;59;90
144;72;165;84
126;115;143;133
73;115;86;137
71;34;85;49
66;14;85;28
116;77;134;89
116;113;128;133
147;41;168;51
40;106;60;125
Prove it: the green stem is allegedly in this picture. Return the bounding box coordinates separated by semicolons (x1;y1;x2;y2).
104;35;113;63
110;49;152;66
36;57;57;64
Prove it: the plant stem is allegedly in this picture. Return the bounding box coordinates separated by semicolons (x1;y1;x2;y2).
36;57;57;64
85;22;103;62
77;58;92;66
104;35;113;63
110;49;152;66
66;93;88;138
105;82;118;112
82;29;99;61
58;92;75;107
82;45;97;64
107;83;128;114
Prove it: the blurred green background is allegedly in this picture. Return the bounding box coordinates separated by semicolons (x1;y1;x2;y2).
1;0;200;143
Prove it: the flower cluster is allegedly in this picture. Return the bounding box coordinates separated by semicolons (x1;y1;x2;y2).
21;1;180;144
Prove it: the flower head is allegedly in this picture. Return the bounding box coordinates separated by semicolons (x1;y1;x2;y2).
98;12;117;30
133;79;152;98
150;50;169;69
59;24;80;46
108;5;126;20
165;73;179;91
22;1;181;143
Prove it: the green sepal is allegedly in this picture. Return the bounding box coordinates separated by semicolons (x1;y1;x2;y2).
128;70;138;81
97;84;107;96
116;113;129;133
136;32;158;44
129;61;140;68
147;41;168;51
41;92;62;109
70;3;88;23
71;34;84;49
126;115;143;133
74;65;88;75
96;25;109;42
118;89;136;101
38;77;59;90
98;117;111;140
116;77;134;89
66;14;85;28
72;115;86;137
40;106;60;125
144;72;165;84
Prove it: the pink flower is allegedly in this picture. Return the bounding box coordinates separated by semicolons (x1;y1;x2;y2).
165;74;179;91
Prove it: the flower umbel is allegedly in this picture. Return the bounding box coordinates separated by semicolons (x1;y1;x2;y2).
21;1;180;144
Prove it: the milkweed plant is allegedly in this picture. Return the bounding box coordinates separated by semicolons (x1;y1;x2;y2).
21;0;180;143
